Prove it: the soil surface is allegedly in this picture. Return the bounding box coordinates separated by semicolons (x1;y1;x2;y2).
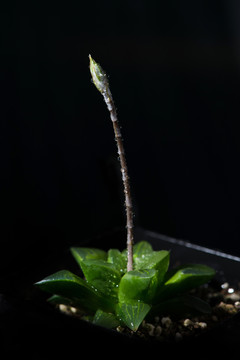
58;280;240;343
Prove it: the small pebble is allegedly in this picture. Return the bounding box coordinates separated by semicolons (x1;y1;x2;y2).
183;319;193;327
161;317;172;328
226;293;240;301
221;282;229;289
155;326;162;337
59;304;68;313
144;323;155;336
197;322;207;329
218;302;237;314
116;326;124;332
234;301;240;309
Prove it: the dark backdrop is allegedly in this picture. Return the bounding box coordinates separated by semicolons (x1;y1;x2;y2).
1;1;240;278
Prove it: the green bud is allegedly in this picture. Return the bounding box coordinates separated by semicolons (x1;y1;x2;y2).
89;55;109;94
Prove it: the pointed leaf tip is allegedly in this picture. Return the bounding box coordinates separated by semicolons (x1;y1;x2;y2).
116;301;151;331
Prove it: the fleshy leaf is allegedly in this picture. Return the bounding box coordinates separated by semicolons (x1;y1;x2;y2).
80;259;121;298
118;269;158;304
133;241;153;258
116;301;151;331
71;247;107;269
134;250;169;273
158;264;215;300
93;309;120;329
151;295;212;317
107;249;127;273
48;295;73;306
122;241;154;269
47;294;90;311
35;270;114;313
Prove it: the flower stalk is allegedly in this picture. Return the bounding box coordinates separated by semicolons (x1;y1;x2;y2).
89;55;134;271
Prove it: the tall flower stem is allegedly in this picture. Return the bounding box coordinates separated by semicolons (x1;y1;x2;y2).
89;55;134;271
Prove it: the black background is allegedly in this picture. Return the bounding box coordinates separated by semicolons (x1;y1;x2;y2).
1;1;240;279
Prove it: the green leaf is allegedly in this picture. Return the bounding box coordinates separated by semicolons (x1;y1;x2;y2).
47;294;92;311
122;241;156;269
134;250;169;272
70;247;107;269
158;264;215;300
93;309;120;329
133;241;153;258
35;270;114;313
151;295;212;318
182;295;212;314
48;295;73;306
118;269;158;304
116;301;151;331
107;249;127;274
80;259;121;298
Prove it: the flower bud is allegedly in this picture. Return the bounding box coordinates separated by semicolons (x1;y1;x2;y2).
89;55;109;94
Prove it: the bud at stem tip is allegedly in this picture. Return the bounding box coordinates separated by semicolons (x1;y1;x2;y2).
89;54;109;95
